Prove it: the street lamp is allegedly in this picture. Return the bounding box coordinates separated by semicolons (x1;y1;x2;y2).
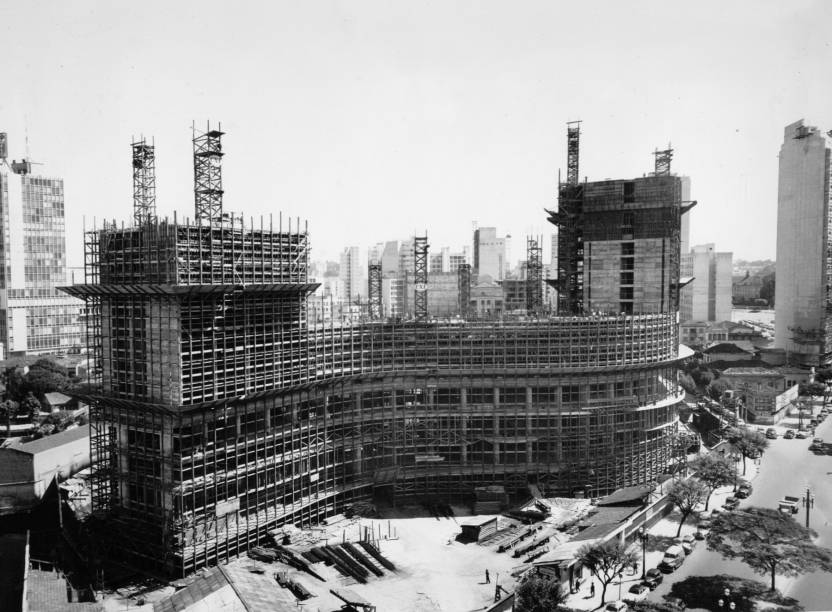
638;527;649;580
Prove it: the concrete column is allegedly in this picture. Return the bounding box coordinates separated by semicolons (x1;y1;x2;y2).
493;387;500;464
526;386;534;464
460;388;468;465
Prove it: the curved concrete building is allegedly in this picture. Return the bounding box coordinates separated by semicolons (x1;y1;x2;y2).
63;127;691;576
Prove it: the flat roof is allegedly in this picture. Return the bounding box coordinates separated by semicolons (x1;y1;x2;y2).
4;424;89;455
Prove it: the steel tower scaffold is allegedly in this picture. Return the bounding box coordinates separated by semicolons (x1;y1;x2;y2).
526;236;543;315
653;146;673;176
414;235;429;322
547;121;584;315
458;263;472;318
368;261;382;320
132;138;157;226
193;122;225;224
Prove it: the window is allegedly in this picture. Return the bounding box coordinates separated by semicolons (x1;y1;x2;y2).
623;181;635;203
562;385;580;404
620;271;634;285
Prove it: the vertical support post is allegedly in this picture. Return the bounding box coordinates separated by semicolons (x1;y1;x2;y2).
368;261;382;320
526;236;543;315
457;263;471;319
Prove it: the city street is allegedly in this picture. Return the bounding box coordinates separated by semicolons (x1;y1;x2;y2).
649;414;832;609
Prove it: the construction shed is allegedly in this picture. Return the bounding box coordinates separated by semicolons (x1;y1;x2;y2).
460;516;499;543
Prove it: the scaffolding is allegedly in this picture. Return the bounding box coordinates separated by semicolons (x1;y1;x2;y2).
457;263;472;319
132;138;157;226
193;122;225;224
413;235;428;322
367;261;382;320
525;236;543;315
550;122;584;315
653;146;673;176
61;125;689;578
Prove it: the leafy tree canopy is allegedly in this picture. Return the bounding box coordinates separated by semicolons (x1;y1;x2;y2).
707;507;832;591
668;574;803;612
576;540;637;605
514;573;567;612
691;453;738;510
667;478;708;536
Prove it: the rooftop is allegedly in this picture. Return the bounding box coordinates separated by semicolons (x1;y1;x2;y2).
3;424;89;455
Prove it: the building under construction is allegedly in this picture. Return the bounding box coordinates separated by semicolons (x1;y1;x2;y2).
62;123;691;577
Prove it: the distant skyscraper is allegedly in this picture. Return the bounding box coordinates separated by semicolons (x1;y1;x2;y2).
339;246;362;301
473;227;507;281
0;136;81;356
680;244;732;323
775;120;832;365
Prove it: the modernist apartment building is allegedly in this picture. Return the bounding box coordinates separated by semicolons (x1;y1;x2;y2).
473;227;508;281
0;134;82;357
65;126;689;576
774;120;832;366
680;243;732;323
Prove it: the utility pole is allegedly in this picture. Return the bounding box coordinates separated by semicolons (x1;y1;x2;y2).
803;488;815;529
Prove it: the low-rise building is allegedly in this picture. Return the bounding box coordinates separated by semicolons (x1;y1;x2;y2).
702;342;756;363
720;367;797;424
0;424;90;515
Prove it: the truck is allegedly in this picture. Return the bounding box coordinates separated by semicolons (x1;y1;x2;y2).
779;495;800;514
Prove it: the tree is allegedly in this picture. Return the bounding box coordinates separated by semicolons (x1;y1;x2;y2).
24;358;69;395
20;392;42;421
678;372;697;395
691;453;737;510
576;540;637;605
707;507;832;591
799;381;826;397
667;479;708;536
726;427;768;475
668;574;802;612
514;573;567;612
0;399;19;436
707;378;730;401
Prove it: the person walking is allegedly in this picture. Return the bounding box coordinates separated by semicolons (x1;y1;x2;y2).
485;569;490;583
590;581;595;598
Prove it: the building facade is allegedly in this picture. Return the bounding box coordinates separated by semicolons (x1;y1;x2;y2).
339;246;363;302
774;120;832;366
680;244;732;322
473;227;507;281
0;138;82;357
64;127;688;577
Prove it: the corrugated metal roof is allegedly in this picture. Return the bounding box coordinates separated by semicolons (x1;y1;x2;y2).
4;424;89;455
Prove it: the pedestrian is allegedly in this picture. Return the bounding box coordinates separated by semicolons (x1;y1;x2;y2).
575;577;582;591
590;582;595;597
485;569;490;583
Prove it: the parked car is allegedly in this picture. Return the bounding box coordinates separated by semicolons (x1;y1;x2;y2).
625;584;650;602
766;428;778;439
810;438;824;451
724;497;740;511
736;483;753;499
697;517;712;530
681;534;696;553
665;596;687;610
605;602;628;612
658;544;686;572
796;430;808;439
643;567;664;589
784;430;796;439
694;529;706;540
779;495;800;514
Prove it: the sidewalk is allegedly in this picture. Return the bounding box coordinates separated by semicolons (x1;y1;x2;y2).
560;460;762;610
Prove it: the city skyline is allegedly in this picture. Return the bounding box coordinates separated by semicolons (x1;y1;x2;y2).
1;1;830;267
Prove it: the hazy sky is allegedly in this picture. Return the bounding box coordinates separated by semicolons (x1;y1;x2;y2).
2;0;830;268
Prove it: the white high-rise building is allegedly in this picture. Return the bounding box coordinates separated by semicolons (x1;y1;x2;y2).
774;120;832;365
473;227;507;281
339;246;363;301
680;244;732;323
0;134;82;357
